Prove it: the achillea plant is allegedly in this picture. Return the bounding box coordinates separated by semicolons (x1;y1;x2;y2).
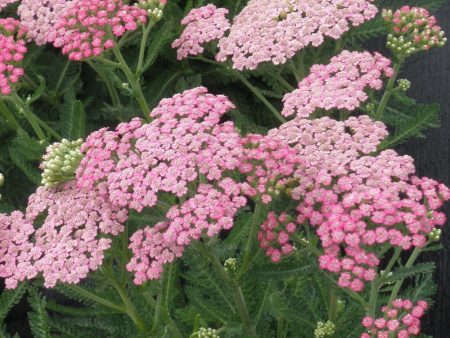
0;0;448;337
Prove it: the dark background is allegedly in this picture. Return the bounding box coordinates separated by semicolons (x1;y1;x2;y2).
390;4;450;338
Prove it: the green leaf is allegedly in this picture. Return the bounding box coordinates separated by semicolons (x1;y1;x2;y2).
59;85;86;140
143;21;175;72
0;283;27;323
28;288;51;338
386;262;436;284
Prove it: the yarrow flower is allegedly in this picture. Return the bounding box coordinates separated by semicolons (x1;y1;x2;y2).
41;138;84;187
127;179;246;284
282;51;393;119
196;327;220;338
361;299;428;337
0;181;128;288
383;6;447;58
0;18;27;95
137;0;167;21
77;87;242;212
172;4;230;60
294;149;450;292
258;212;296;262
53;0;147;60
269;115;388;178
216;0;378;70
18;0;68;46
314;320;335;338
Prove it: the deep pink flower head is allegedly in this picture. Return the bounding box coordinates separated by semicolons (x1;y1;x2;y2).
53;0;147;60
172;4;230;60
361;299;427;337
282;51;393;118
295;148;450;292
216;0;378;70
0;181;128;289
18;0;68;46
127;179;246;284
76;87;243;212
258;212;296;262
0;18;27;95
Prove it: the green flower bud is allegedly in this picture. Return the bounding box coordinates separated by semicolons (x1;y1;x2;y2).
397;78;411;91
314;321;335;338
224;257;238;276
41;139;84;187
197;327;219;338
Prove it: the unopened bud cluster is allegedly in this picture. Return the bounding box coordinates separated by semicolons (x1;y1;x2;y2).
314;320;335;338
137;0;166;21
383;6;446;58
41;139;83;187
223;257;238;275
197;327;219;338
428;228;442;241
397;78;411;92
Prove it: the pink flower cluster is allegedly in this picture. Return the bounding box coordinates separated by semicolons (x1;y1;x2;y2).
18;0;68;46
383;6;447;54
127;179;246;284
295;149;450;292
77;87;242;213
361;299;428;338
238;134;307;204
216;0;378;70
282;51;393;118
0;181;128;288
258;212;296;263
172;4;230;60
53;0;147;60
269;115;388;178
0;18;27;95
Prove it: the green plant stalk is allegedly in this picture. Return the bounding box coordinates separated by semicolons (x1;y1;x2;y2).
192;241;256;336
113;47;151;119
136;20;156;76
54;60;71;95
374;60;403;120
112;281;147;333
238;203;264;278
86;60;122;108
388;247;423;305
328;289;338;323
9;92;46;141
63;284;126;313
0;100;22;131
151;270;165;334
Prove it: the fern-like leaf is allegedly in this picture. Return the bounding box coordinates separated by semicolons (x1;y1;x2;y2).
0;283;27;323
28;288;51;338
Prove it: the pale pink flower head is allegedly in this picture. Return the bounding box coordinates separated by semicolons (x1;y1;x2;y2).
216;0;378;70
53;0;147;60
127;179;246;284
0;18;27;95
282;51;393;119
172;4;230;60
18;0;68;46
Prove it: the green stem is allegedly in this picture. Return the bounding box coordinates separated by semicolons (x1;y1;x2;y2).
192;242;256;336
54;60;71;95
328;290;338;323
112;282;147;332
64;284;126;313
136;21;156;76
388;247;422;304
113;47;151;119
374;61;403;120
87;60;121;108
9;92;46;141
270;72;295;91
0;100;22;131
238;203;264;278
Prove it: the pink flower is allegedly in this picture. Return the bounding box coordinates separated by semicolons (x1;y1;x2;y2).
172;4;230;60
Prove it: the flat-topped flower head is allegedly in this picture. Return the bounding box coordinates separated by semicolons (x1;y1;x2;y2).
295;149;450;292
282;51;393;119
383;6;447;58
172;4;230;60
77;87;242;212
361;299;428;337
127;179;246;284
18;0;68;46
41;138;84;187
0;18;27;95
53;0;147;60
216;0;378;70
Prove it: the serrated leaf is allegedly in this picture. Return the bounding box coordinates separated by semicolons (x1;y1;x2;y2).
0;283;27;323
28;288;51;338
142;21;174;72
386;262;436;284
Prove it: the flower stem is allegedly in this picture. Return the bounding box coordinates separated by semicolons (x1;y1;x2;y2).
0;100;22;131
9;92;46;141
136;21;156;76
86;60;122;108
113;47;151;119
64;284;126;313
374;60;403;120
112;281;147;333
